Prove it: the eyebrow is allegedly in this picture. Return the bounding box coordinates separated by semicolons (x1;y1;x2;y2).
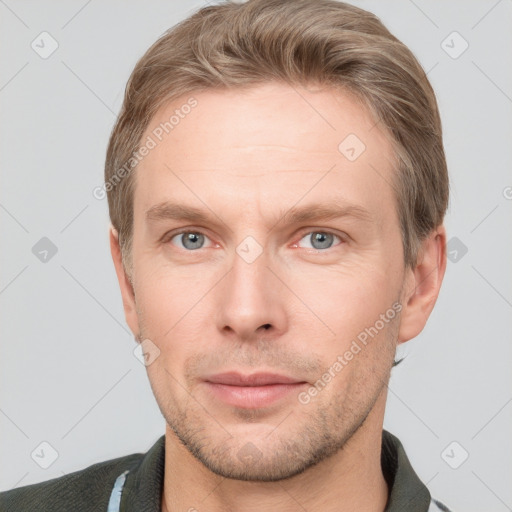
145;201;374;228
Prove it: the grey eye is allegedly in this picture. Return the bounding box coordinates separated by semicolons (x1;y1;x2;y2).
299;232;340;250
173;232;207;250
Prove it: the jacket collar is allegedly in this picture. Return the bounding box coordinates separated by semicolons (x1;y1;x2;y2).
119;429;431;511
381;430;431;510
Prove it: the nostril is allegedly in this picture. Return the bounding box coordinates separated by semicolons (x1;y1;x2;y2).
262;323;271;330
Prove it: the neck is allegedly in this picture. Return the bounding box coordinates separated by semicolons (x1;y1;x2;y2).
161;392;389;512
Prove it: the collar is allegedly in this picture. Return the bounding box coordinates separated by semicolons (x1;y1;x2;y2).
117;429;431;511
381;430;432;510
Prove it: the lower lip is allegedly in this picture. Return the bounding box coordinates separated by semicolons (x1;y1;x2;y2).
204;382;306;409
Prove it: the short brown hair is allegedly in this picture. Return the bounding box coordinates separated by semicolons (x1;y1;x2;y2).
105;0;449;277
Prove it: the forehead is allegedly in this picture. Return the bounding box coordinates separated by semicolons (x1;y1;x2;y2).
134;82;398;227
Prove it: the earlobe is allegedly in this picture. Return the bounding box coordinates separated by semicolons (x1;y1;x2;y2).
109;226;140;338
397;226;447;343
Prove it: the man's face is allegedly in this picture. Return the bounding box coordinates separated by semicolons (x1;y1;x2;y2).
123;82;411;480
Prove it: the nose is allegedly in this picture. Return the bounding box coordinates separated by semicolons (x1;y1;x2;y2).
214;245;288;342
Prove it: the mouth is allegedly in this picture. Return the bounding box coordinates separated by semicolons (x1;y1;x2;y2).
203;371;307;409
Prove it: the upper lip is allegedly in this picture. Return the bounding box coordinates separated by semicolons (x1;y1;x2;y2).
204;372;305;386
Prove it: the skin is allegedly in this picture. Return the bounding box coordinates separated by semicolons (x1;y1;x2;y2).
110;82;447;512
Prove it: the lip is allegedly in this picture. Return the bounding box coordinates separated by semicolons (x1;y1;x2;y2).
204;371;304;386
203;372;307;409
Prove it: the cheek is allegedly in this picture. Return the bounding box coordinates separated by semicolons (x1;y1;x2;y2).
134;267;216;365
289;260;399;338
135;256;211;326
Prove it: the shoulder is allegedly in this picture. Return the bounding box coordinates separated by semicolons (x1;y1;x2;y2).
0;451;143;512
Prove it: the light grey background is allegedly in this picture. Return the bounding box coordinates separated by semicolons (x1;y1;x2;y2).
1;1;511;510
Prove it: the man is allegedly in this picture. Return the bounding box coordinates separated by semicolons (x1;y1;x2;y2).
1;0;453;510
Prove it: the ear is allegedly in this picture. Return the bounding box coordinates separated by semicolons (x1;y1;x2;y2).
109;226;140;339
398;225;447;343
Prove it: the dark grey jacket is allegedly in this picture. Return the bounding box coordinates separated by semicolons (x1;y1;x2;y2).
0;429;453;511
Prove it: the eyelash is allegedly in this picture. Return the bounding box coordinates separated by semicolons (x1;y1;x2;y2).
162;228;346;252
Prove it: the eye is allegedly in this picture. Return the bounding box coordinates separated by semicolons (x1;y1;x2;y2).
169;231;213;251
296;231;343;250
